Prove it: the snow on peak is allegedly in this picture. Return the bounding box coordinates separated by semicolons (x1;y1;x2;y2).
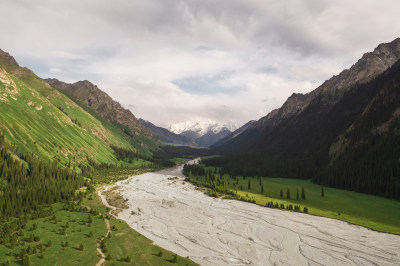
169;119;237;136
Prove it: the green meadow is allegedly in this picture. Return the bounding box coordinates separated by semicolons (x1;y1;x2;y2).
0;193;197;266
185;165;400;235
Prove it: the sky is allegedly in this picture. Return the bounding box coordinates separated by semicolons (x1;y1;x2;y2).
1;0;400;128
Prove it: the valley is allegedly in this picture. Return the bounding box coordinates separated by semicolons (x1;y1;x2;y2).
1;4;400;265
99;161;400;266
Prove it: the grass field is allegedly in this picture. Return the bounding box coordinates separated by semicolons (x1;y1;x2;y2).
0;193;197;266
170;157;191;165
186;165;400;235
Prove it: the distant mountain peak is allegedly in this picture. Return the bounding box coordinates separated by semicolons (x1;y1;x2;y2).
169;119;237;136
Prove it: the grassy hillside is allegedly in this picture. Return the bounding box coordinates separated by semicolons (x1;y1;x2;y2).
0;49;159;167
0;69;118;166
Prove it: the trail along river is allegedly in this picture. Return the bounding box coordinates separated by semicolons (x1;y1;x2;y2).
99;161;400;266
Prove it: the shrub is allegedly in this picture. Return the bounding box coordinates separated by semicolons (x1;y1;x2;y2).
171;254;178;263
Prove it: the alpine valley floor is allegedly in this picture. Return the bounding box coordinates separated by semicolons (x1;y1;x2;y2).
99;161;400;266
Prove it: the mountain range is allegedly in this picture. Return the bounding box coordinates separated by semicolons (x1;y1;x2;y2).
206;37;400;199
169;119;236;147
138;118;237;147
138;119;193;146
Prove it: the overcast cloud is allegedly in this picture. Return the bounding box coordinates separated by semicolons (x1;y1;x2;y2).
1;0;400;127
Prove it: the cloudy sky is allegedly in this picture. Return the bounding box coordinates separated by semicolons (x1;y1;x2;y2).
1;0;400;127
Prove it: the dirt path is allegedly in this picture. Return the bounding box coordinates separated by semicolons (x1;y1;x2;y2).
98;162;400;266
85;191;112;266
95;218;111;266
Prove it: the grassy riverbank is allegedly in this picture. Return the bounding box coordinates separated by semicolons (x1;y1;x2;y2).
183;164;400;235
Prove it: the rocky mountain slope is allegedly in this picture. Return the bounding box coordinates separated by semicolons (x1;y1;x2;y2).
45;78;158;151
252;37;400;131
139;118;193;145
208;38;400;199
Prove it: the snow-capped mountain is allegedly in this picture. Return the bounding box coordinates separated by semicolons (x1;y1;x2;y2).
166;119;238;147
169;119;237;136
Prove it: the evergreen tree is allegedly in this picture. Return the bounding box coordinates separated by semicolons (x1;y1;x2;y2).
248;179;251;190
286;187;290;199
280;189;283;198
261;183;264;193
321;186;325;197
301;187;306;200
79;243;84;251
296;188;299;200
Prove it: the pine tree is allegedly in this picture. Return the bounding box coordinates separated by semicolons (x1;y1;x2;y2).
286;187;290;199
79;243;84;251
280;189;283;198
321;186;325;197
261;183;264;193
301;187;306;200
248;180;251;190
296;188;299;200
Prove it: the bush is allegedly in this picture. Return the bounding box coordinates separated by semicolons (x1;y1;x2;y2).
171;254;178;263
303;207;308;213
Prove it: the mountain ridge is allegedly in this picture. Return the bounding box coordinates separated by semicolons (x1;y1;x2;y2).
139;118;193;145
250;37;400;132
207;37;400;199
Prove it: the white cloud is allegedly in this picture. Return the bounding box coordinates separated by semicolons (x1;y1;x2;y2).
1;0;400;126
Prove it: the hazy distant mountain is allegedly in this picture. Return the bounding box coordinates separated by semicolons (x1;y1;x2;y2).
139;119;193;145
169;119;237;147
211;120;255;148
195;128;233;147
